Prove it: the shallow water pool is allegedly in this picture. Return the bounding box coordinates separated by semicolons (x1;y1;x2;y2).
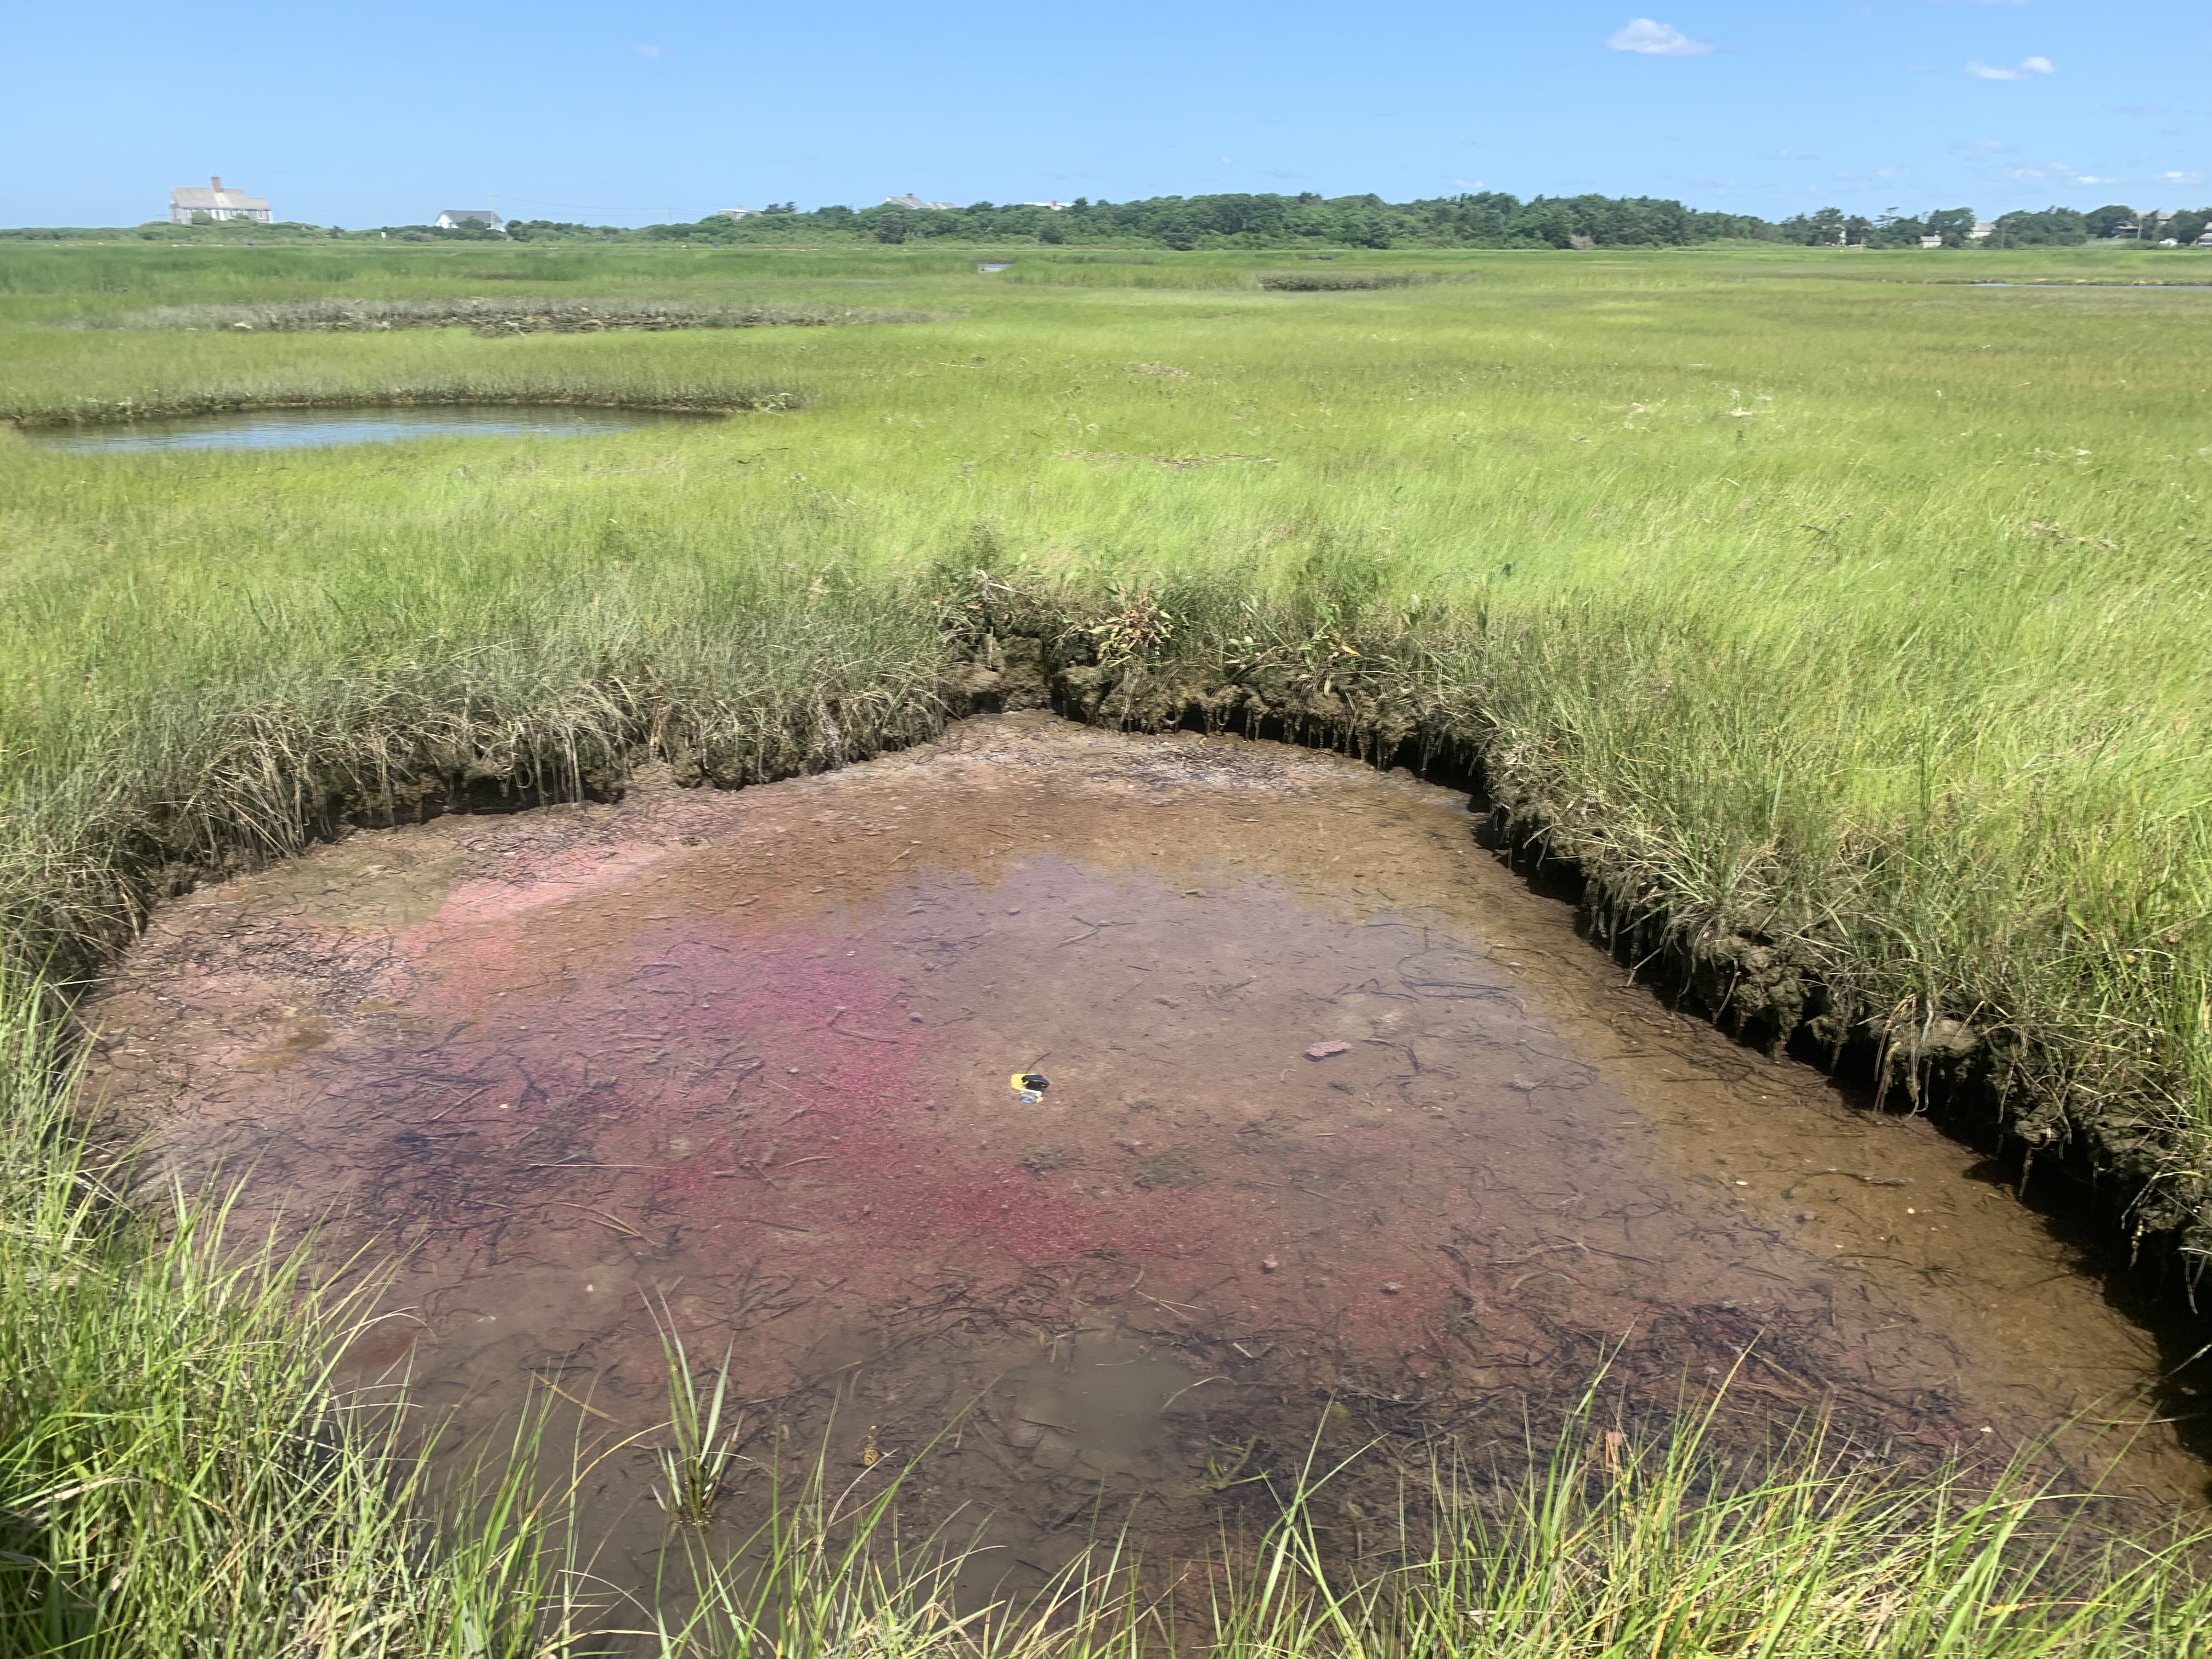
88;715;2211;1595
22;403;715;453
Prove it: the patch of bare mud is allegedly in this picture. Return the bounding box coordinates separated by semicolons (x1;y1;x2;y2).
86;715;2206;1598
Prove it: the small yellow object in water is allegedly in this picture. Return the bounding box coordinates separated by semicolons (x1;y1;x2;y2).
861;1426;881;1468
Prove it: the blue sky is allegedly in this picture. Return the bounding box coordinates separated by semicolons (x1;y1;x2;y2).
5;1;2205;227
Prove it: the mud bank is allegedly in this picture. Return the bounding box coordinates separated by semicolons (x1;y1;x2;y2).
4;387;800;430
85;717;2208;1593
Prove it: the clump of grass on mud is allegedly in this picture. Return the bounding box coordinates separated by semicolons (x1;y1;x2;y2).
95;296;941;336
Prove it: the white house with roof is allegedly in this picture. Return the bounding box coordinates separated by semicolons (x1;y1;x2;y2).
169;176;270;224
884;194;953;211
435;209;503;230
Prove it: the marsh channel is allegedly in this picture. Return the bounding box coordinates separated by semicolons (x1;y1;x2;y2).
85;715;2212;1607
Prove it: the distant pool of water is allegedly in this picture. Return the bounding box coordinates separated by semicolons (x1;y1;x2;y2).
1966;281;2212;290
25;404;717;453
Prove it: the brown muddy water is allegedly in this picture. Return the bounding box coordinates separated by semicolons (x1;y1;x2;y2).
86;715;2210;1602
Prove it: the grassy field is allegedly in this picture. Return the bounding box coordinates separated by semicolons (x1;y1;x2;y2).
8;238;2212;1651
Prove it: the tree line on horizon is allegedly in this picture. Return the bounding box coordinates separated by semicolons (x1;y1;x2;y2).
8;191;2210;251
501;193;2212;252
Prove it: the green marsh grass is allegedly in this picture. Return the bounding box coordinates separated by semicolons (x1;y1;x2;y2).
1221;1391;2212;1658
629;1373;2212;1657
0;960;586;1655
651;1308;747;1529
10;240;2212;1649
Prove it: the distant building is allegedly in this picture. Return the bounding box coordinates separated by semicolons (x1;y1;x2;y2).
1920;234;1944;249
1968;221;1995;242
169;176;271;225
884;193;953;211
2198;227;2212;248
720;206;759;221
435;209;504;230
1022;200;1071;211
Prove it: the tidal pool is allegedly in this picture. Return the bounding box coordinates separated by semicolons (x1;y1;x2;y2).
86;715;2209;1596
22;404;714;453
1963;281;2212;290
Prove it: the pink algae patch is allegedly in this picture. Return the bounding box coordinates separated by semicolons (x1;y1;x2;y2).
371;911;1230;1286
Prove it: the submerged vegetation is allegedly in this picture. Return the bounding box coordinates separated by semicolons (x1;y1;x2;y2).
8;237;2212;1649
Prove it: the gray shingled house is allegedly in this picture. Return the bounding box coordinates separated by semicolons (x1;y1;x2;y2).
168;176;272;225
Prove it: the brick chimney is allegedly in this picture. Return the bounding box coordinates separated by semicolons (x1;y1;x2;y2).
210;176;223;192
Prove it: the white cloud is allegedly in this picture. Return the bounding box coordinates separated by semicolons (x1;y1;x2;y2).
1966;55;2053;80
1605;18;1715;56
1999;161;2131;187
628;42;663;58
2164;171;2202;185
